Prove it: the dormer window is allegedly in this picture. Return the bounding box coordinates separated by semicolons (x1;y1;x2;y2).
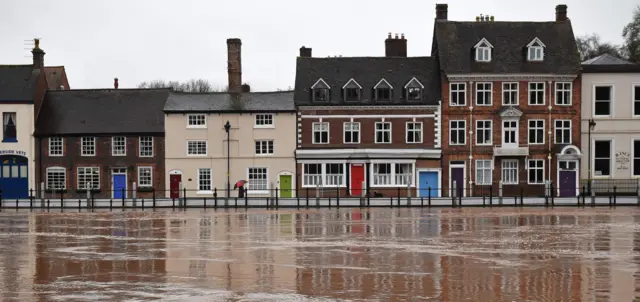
404;77;424;101
474;38;493;62
374;78;393;101
311;78;330;102
527;38;546;61
342;78;362;101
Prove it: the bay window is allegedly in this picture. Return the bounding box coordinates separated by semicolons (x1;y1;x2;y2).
372;162;414;186
302;163;346;187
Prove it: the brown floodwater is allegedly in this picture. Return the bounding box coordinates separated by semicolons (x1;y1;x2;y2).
0;207;637;301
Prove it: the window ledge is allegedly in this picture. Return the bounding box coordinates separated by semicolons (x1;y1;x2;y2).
370;185;417;188
254;125;275;129
301;185;346;188
187;126;207;129
196;190;214;195
1;139;17;143
255;154;274;156
247;190;269;195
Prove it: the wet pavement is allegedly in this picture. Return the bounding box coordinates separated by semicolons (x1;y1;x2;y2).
0;207;637;301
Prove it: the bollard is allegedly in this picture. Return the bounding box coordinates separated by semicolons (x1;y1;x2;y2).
452;180;457;207
40;182;45;208
407;182;412;207
498;181;503;205
591;186;596;207
213;188;218;208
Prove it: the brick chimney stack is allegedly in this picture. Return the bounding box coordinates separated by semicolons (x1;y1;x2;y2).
435;3;448;21
385;33;407;57
300;46;312;57
227;38;242;93
31;38;45;70
555;4;568;22
114;77;119;89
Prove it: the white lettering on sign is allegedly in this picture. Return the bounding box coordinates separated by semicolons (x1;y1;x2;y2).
0;150;27;156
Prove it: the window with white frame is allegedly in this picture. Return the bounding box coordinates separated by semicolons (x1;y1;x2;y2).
187;140;207;155
475;40;492;62
112;136;126;156
2;112;16;142
198;168;212;191
450;83;466;106
312;122;329;144
255;140;274;155
634;140;640;176
476;120;492;145
344;122;360;144
247;168;268;191
527;160;544;184
554;120;571;144
594;85;612;116
81;137;96;156
46;167;66;190
634;85;640;116
325;163;344;186
138;166;152;187
375;122;391;143
407;87;421;100
501;160;518;184
372;163;413;186
49;137;63;156
475;160;492;185
528;82;545;105
255;114;274;127
528;120;545;144
502;120;518;145
528;44;544;61
406;122;422;143
450;120;466;145
594;140;611;177
187;114;206;127
476;82;492;105
139;136;154;157
502;82;518;105
302;163;322;186
77;166;100;190
555;82;572;105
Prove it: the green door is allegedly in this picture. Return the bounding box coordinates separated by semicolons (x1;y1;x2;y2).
279;175;292;198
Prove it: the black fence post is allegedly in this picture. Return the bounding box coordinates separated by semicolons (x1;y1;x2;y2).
614;186;617;206
581;185;586;206
275;188;279;209
245;188;249;208
141;199;145;210
152;188;156;208
336;186;340;208
550;182;555;206
213;188;218;209
121;188;125;204
520;187;523;206
29;189;33;210
489;185;493;206
78;199;81;211
47;199;50;211
110;199;113;211
183;187;187;208
428;187;432;207
306;188;309;208
296;190;300;209
397;187;401;207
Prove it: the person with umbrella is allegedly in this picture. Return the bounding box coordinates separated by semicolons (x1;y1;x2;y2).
234;179;248;198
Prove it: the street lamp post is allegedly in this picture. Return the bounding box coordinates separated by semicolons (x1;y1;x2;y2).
587;118;596;194
224;121;231;198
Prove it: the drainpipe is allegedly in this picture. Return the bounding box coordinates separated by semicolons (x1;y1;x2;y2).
468;81;474;197
38;136;42;195
547;81;553;186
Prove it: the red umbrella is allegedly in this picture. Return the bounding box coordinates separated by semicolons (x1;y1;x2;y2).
233;180;248;190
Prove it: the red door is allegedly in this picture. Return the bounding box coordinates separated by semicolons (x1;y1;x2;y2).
350;164;365;196
170;174;181;198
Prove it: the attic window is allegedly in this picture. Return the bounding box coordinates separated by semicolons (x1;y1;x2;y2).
404;77;425;101
474;38;493;62
342;78;362;101
311;78;330;102
374;78;393;101
527;38;546;61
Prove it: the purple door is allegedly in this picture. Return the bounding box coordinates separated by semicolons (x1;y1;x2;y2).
559;171;576;197
451;167;464;197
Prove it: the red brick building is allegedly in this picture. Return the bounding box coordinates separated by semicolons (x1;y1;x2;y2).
294;35;442;198
34;86;170;199
432;4;582;197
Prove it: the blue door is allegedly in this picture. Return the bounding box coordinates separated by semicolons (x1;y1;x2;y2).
418;171;439;198
0;155;28;199
113;174;126;199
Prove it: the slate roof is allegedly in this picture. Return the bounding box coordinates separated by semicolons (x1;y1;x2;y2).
581;54;640;73
294;56;440;105
164;91;295;113
35;88;170;136
43;66;69;90
0;65;38;101
433;21;581;75
582;54;632;65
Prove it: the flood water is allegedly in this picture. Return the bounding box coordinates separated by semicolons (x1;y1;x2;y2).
0;208;638;301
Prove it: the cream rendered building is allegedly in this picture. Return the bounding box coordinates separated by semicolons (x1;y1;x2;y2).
580;55;640;186
163;91;297;198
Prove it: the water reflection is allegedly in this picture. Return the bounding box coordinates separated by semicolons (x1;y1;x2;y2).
0;208;636;301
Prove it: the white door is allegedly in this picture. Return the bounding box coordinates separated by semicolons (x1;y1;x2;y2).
502;120;518;147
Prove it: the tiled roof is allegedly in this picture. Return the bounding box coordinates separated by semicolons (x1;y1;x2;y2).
433;21;581;75
43;66;69;90
294;56;440;105
0;65;38;101
35;88;170;136
164;91;295;112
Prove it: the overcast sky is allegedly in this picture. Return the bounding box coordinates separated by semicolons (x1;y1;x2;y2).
0;0;636;91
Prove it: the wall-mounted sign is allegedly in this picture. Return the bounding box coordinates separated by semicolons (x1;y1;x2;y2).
616;152;630;171
0;150;27;156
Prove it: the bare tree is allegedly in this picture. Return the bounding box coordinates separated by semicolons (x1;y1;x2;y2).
576;34;624;62
137;79;226;92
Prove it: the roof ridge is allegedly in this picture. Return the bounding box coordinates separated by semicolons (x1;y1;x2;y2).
0;64;32;67
47;88;171;92
171;90;294;95
301;56;432;59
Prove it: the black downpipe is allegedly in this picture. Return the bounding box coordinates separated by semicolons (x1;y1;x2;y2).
38;137;43;196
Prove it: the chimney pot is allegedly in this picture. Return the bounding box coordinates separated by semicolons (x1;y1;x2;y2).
401;33;405;40
555;4;568;22
435;3;448;20
388;32;392;39
241;84;250;93
299;46;312;57
31;38;45;70
227;38;242;93
490;15;494;22
114;77;119;89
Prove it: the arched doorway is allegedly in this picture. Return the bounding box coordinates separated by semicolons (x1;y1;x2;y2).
0;155;28;199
